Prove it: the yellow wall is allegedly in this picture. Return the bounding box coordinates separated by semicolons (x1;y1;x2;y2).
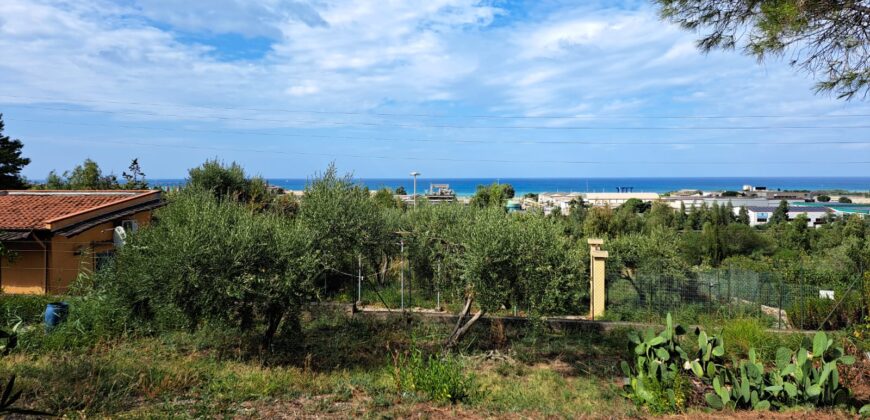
2;210;153;295
1;241;47;294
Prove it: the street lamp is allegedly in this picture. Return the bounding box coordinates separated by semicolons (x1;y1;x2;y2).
409;171;420;207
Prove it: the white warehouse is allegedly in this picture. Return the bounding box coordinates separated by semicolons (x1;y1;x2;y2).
737;206;830;227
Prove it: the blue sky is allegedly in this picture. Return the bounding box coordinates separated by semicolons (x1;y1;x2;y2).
1;0;869;179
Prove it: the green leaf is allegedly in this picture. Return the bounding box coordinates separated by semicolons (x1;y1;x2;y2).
706;361;716;378
807;384;821;397
620;361;631;377
775;347;791;369
859;404;869;416
754;400;770;411
783;382;797;398
812;332;826;357
655;348;670;361
797;348;808;366
648;336;665;346
841;355;856;365
691;360;703;377
706;393;724;409
712;345;725;357
765;385;783;393
698;331;708;351
749;348;757;364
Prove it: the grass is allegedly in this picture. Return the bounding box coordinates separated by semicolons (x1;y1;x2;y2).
0;304;638;418
0;296;862;418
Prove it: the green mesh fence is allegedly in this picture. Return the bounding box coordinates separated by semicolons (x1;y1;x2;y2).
606;268;866;330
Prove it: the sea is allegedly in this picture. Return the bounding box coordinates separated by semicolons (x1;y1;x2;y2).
150;177;870;197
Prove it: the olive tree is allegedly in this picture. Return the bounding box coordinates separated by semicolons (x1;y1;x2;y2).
105;189;320;349
298;164;392;290
444;209;584;349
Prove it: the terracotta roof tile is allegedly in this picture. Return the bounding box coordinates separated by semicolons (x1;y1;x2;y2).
0;191;154;230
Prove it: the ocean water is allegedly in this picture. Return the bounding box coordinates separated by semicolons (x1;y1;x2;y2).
151;177;870;197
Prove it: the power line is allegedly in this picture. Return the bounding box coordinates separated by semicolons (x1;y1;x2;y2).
8;103;870;131
3;94;870;121
25;136;870;165
12;118;870;146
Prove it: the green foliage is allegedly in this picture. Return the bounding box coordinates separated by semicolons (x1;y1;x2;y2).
187;159;268;204
838;196;853;203
121;158;148;189
40;158;120;190
393;348;477;404
656;0;870;99
0;114;30;189
817;195;831;202
103;189;321;347
770;200;789;225
298;163;390;289
469;182;515;208
622;314;859;413
788;292;865;330
620;314;696;413
708;332;855;410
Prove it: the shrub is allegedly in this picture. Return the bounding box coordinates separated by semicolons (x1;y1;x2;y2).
621;313;859;413
789;291;865;330
103;189;321;349
393;348;477;404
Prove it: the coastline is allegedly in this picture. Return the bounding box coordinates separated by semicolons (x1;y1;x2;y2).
148;177;870;197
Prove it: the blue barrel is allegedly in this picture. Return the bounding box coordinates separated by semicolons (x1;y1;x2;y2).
44;302;69;330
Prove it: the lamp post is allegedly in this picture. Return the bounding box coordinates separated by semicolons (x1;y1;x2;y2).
409;171;420;207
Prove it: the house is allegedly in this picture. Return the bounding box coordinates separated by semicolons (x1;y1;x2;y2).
0;190;163;294
738;206;830;227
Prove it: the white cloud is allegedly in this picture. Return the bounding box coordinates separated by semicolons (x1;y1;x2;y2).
3;0;870;178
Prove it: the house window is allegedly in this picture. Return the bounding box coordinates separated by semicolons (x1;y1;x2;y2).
95;251;115;272
121;219;139;233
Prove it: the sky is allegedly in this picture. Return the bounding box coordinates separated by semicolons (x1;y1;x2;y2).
1;0;870;179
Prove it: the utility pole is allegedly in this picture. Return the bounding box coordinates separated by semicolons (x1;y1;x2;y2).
410;171;420;208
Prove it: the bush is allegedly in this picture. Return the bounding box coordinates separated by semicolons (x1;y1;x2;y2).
0;295;54;327
393;348;477;404
788;292;865;330
102;189;321;349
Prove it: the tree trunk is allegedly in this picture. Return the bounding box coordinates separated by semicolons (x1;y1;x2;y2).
444;296;485;351
262;306;286;351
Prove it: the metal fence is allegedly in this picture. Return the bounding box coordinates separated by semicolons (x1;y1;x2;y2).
347;261;866;331
606;268;867;330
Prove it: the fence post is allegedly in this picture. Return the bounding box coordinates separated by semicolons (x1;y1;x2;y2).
778;275;783;329
357;254;362;308
400;239;405;311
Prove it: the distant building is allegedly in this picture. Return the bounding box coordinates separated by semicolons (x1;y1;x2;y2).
583;192;659;207
424;183;456;204
537;192;582;215
737;206;830;227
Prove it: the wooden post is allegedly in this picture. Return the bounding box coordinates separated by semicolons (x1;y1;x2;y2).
587;239;608;319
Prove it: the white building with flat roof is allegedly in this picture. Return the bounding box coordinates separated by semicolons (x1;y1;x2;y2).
738;206;830;227
583;192;660;207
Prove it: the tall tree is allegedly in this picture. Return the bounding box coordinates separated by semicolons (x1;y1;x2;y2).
656;0;870;99
0;114;30;189
737;205;751;225
770;199;790;224
122;158;148;189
